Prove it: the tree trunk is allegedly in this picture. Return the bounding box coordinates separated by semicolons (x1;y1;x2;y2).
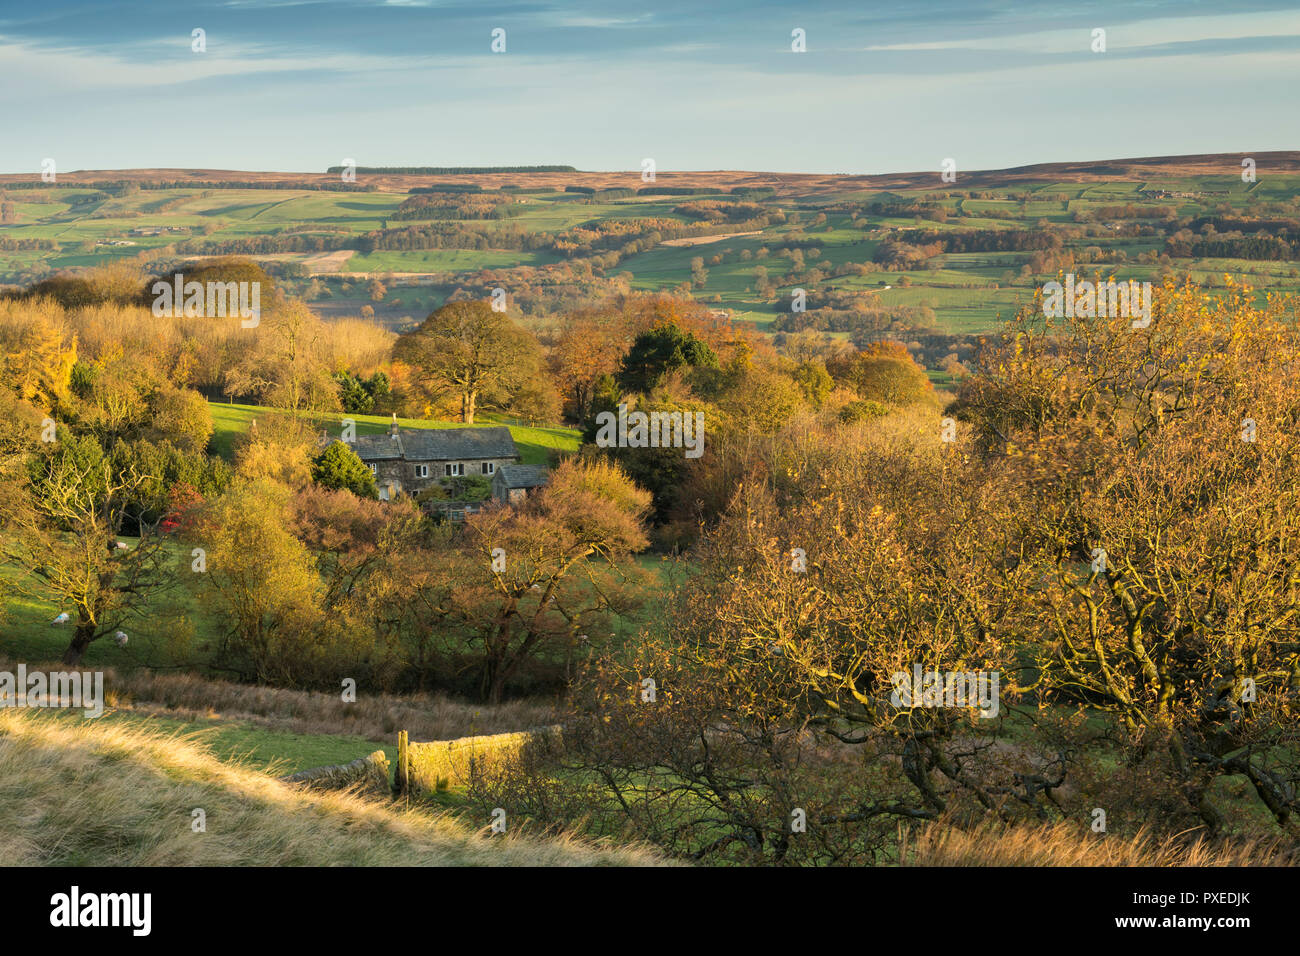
62;623;95;666
462;390;477;425
482;651;507;705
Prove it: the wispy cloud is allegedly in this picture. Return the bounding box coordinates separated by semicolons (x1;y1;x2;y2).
0;0;1295;174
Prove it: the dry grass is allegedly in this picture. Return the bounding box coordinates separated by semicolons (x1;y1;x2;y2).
660;231;763;247
76;663;556;743
0;709;664;866
903;821;1295;867
300;250;355;273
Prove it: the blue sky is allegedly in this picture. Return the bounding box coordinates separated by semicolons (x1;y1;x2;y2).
2;0;1298;175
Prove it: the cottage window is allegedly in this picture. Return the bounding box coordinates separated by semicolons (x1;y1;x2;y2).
482;462;495;475
368;464;377;475
415;464;429;478
445;463;463;477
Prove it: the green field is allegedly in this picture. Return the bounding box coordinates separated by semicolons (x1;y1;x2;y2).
207;402;580;464
345;248;559;272
1;534;219;669
48;708;395;775
5;166;1300;337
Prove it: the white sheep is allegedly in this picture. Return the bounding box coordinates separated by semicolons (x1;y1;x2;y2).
113;631;128;647
52;612;70;626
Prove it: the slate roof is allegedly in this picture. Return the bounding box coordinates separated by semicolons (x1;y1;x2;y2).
347;433;403;460
348;426;519;463
496;464;550;489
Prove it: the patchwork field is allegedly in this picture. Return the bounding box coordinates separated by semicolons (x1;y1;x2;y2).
6;152;1300;337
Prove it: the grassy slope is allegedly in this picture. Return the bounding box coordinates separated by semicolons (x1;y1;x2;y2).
0;538;220;668
0;709;661;865
57;708;396;775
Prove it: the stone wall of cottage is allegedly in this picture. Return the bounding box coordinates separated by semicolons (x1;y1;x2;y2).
371;457;519;498
371;459;406;498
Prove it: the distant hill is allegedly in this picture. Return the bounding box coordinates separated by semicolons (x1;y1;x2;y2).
323;165;577;175
2;152;1297;194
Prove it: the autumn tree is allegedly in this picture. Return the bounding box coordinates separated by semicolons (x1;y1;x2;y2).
429;459;652;702
146;258;278;311
719;366;803;433
551;308;630;422
0;431;174;664
471;418;1045;863
284;486;429;689
790;360;833;409
193;477;326;684
0;298;76;414
954;278;1300;837
68;352;169;447
828;342;934;408
227;300;338;412
393;300;542;424
288;485;401;607
231;410;317;490
144;385;214;453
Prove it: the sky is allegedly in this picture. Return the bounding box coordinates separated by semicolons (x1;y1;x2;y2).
1;0;1298;176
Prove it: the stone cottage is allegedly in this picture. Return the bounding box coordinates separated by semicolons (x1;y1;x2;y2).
492;464;550;505
346;416;521;501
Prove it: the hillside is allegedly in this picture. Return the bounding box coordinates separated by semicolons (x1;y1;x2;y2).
0;709;661;866
6;151;1300;192
3;152;1300;872
5;152;1299;337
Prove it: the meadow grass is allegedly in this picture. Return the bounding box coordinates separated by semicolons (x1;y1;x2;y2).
89;663;557;748
50;707;398;775
901;820;1292;867
0;537;218;669
0;708;663;865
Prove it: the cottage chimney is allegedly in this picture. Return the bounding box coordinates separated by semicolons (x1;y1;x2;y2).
389;412;399;439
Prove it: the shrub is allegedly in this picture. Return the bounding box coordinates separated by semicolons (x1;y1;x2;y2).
838;399;889;423
311;441;378;499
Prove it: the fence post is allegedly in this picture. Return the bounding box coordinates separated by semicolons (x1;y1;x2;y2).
395;730;409;797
